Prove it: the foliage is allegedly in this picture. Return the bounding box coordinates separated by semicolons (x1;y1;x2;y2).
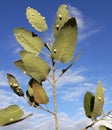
83;82;112;130
0;105;23;126
84;81;104;120
0;3;111;130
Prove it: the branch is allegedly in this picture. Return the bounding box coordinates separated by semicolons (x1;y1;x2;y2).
44;31;53;48
85;121;95;129
44;42;51;52
55;51;82;83
39;105;54;115
85;109;112;129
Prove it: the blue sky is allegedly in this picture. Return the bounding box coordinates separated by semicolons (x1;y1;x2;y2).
0;0;112;130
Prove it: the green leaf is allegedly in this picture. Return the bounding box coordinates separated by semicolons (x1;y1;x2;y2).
0;105;24;126
51;18;78;63
3;114;33;126
26;7;48;32
7;73;24;96
99;125;112;130
91;81;104;120
84;91;94;118
14;28;44;55
54;4;71;38
20;51;51;83
31;79;49;104
14;60;27;74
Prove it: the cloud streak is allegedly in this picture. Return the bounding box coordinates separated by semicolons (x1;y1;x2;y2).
0;112;112;130
57;68;87;88
68;5;101;42
68;5;84;30
0;70;29;87
0;71;8;86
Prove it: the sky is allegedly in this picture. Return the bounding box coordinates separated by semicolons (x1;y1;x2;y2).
0;0;112;130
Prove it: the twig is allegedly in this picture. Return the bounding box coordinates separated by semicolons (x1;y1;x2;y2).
40;50;51;58
44;31;53;47
39;105;54;115
85;121;95;129
55;51;82;83
85;109;112;129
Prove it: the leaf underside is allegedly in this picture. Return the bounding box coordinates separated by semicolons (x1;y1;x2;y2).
14;28;44;55
51;18;78;63
14;60;27;74
7;73;24;96
84;91;94;118
0;105;24;126
26;78;48;105
26;7;48;32
54;4;71;38
26;89;39;107
32;81;49;104
20;51;51;83
91;81;104;120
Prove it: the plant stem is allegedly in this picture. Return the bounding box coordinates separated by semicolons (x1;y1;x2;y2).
39;105;54;115
52;66;59;130
53;84;59;130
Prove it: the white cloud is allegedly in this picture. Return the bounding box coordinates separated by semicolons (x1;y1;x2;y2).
83;82;96;88
0;68;107;130
0;111;112;130
57;68;87;88
59;87;87;102
68;5;101;42
0;70;8;86
12;47;22;55
0;70;29;87
0;89;26;108
78;29;101;41
68;5;84;30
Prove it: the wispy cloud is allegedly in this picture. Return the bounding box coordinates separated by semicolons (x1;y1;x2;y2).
68;5;101;42
12;47;22;55
0;89;26;108
59;80;96;102
0;112;112;130
57;68;87;88
0;70;8;86
68;5;84;30
78;29;101;41
59;86;88;102
0;70;29;87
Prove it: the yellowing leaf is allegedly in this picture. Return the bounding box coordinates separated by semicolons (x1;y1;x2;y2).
51;18;78;63
26;7;48;32
26;90;39;107
32;80;49;104
14;28;44;55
